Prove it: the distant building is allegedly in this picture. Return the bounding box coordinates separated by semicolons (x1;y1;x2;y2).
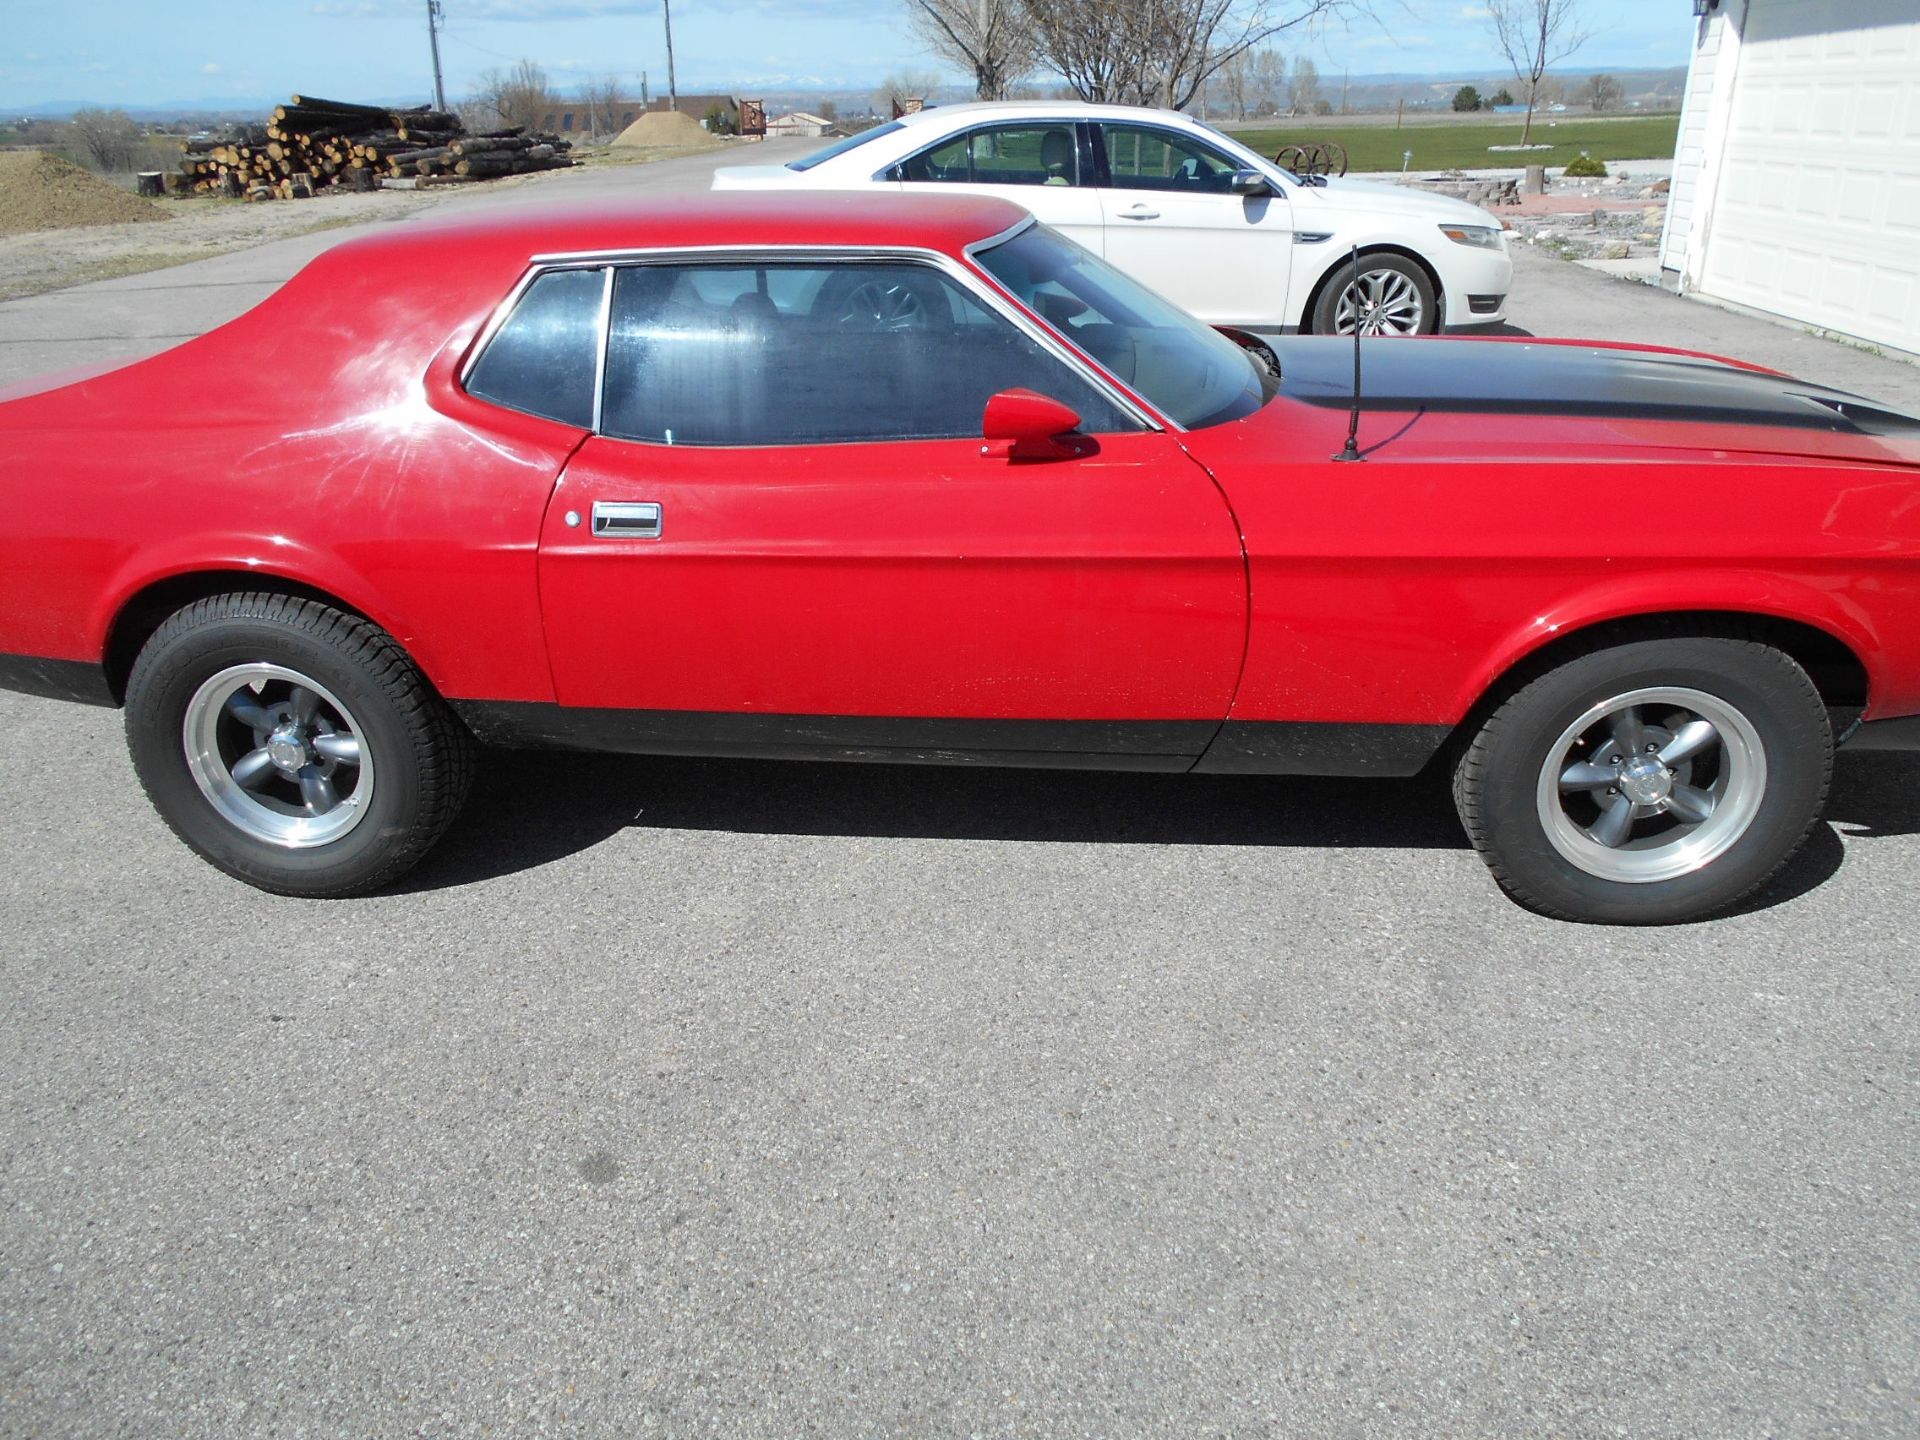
648;95;742;129
766;111;833;138
535;99;645;137
1661;0;1919;360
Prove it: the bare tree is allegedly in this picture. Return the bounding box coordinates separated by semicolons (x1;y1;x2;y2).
467;58;555;132
874;71;943;116
1486;0;1590;144
1578;71;1622;111
67;107;141;171
1210;48;1251;119
905;0;1034;100
1024;0;1361;112
577;73;623;137
1247;46;1286;115
1286;54;1320;115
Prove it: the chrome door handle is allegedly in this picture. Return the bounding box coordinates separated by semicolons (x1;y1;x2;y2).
591;501;662;540
1119;206;1160;220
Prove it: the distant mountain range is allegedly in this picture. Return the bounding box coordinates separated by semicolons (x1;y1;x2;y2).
8;66;1688;123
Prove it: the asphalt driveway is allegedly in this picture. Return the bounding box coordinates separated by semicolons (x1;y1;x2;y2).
1;147;1915;1437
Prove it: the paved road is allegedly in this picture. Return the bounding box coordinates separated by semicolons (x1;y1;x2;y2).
2;146;1917;1437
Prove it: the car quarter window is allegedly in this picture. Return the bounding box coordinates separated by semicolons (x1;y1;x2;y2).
899;124;1080;187
464;266;605;428
597;259;1134;447
1099;124;1241;194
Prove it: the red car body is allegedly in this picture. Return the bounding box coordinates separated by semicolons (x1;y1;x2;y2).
3;191;1919;922
3;193;1917;767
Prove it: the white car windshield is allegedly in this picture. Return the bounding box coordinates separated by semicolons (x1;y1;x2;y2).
786;121;904;172
974;223;1273;430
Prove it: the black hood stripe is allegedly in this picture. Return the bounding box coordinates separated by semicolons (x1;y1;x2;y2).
1272;338;1920;438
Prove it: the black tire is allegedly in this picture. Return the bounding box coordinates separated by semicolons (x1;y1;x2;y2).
1309;252;1438;336
1453;634;1832;924
124;593;475;897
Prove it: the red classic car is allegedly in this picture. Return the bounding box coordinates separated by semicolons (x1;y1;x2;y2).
2;193;1917;922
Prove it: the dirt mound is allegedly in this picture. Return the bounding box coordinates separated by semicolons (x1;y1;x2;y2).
0;151;168;236
611;109;716;148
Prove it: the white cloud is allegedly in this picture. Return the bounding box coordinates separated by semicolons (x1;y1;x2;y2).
202;62;221;74
1458;4;1491;16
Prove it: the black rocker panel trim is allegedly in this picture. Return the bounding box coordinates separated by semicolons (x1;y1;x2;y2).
1838;714;1920;751
0;652;116;706
452;702;1453;777
1195;720;1450;776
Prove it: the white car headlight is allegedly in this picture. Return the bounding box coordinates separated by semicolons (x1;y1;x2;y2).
1440;223;1505;251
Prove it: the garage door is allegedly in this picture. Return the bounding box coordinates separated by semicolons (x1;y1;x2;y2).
1698;0;1920;355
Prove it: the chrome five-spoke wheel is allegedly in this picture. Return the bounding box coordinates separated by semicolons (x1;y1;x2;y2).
1536;687;1765;884
1453;634;1833;924
183;663;374;847
126;593;474;897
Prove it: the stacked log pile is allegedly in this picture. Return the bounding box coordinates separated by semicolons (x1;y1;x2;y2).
175;94;573;200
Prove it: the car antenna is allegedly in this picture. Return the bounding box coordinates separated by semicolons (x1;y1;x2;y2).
1332;245;1366;463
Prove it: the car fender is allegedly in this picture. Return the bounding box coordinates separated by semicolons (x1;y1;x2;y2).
1455;566;1891;723
88;534;442;678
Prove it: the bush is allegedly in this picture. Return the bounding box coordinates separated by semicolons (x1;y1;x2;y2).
1563;151;1607;178
1453;85;1481;112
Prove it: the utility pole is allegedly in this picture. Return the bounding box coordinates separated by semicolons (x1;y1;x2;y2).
425;0;447;112
662;0;678;113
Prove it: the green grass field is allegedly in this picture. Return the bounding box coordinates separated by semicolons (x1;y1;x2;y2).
1228;115;1679;172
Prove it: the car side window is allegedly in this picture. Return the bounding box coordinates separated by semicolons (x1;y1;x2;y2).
1099;125;1240;194
465;266;605;428
598;259;1133;447
899;124;1080;187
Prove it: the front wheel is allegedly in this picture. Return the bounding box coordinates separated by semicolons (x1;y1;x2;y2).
1453;636;1832;924
125;593;475;897
1310;253;1438;336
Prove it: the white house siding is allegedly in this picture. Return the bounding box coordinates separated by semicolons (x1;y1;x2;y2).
1660;2;1737;273
1670;0;1920;357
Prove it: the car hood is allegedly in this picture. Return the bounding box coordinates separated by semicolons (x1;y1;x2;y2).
1243;336;1920;467
1292;174;1497;227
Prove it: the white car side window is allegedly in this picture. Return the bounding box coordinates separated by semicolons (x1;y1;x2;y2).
899;125;1081;188
1100;125;1241;195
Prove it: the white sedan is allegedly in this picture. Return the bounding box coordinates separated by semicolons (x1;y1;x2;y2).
714;101;1514;336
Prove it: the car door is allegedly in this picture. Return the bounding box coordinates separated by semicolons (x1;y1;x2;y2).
889;121;1105;256
531;255;1248;766
1092;122;1294;327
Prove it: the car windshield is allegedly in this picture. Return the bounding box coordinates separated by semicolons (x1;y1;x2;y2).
973;223;1273;430
786;121;905;172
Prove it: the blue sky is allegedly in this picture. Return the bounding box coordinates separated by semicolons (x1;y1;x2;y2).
2;0;1697;109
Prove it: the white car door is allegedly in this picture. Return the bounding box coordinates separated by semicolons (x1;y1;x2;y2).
1093;123;1294;328
891;121;1105;254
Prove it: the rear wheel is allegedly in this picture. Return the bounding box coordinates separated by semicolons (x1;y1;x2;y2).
1454;636;1832;923
125;593;474;897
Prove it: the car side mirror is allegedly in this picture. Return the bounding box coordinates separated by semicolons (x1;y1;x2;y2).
981;388;1084;461
1230;169;1272;197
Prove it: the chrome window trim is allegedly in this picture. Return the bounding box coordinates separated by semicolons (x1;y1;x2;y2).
457;259;607;412
590;264;615;433
961;217;1186;434
463;239;1163;441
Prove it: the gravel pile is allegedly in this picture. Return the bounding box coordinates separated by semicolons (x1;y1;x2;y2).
0;152;169;236
610;110;714;148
